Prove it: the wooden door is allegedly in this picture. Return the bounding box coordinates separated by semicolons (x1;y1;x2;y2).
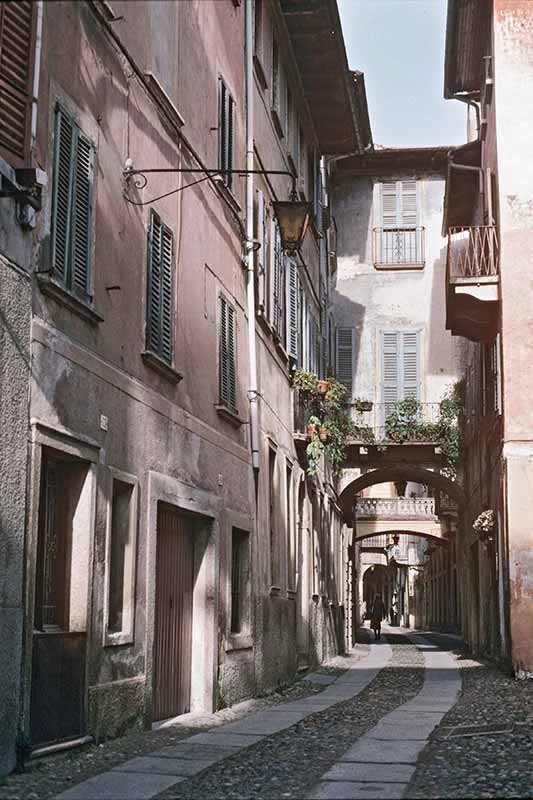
153;505;194;721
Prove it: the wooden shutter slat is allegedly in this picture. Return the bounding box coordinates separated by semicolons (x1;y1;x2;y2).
51;110;75;282
147;214;162;354
71;133;94;295
336;328;354;396
256;190;266;310
286;256;298;359
160;227;174;363
0;0;35;162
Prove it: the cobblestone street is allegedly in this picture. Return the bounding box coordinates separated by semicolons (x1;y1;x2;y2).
2;628;533;800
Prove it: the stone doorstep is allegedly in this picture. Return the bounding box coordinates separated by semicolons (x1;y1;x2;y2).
113;755;214;777
323;762;415;783
56;771;185;800
308;780;408;800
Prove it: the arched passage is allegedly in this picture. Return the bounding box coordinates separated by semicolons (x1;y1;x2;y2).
356;528;450;544
339;465;464;524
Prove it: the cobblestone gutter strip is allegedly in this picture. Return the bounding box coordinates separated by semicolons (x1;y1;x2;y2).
406;639;533;799
155;634;424;800
0;648;368;800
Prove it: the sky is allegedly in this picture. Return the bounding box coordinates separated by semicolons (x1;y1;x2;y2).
337;0;466;148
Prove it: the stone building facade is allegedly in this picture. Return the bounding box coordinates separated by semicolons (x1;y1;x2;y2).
0;0;368;775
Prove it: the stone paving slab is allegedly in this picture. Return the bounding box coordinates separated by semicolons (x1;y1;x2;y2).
338;738;424;764
113;755;214;777
150;742;242;760
302;673;339;685
56;771;184;800
324;762;415;783
367;722;436;741
185;731;265;747
213;710;308;735
308;780;408;799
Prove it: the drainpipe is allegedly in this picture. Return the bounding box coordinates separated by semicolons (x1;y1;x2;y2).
245;0;260;472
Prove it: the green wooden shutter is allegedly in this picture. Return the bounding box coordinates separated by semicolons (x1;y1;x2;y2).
218;77;226;177
402;331;419;399
226;93;234;189
285;256;299;359
217;77;233;189
51;107;94;296
336;328;354;397
71;133;94;295
256;189;265;310
0;0;35;163
147;212;174;363
51;110;75;283
219;295;237;412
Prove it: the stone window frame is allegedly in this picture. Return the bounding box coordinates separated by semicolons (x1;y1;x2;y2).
103;467;139;647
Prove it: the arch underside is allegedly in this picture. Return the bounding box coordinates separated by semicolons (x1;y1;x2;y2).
356;528;450;544
339;465;464;524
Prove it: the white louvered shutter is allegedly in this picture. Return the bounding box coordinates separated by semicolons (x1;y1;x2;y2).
336;328;354;397
382;331;400;415
400;181;418;227
286;256;299;359
256;190;266;310
381;182;398;229
402;331;420;399
272;222;283;337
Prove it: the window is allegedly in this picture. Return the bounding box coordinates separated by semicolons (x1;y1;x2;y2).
217;77;234;189
255;189;266;312
146;211;174;364
272;37;280;114
51;107;95;299
254;0;262;55
230;528;250;634
382;330;421;414
105;475;138;643
219;294;237;412
269;447;279;587
0;0;36;166
482;334;502;417
375;181;423;266
336;328;355;398
286;86;292;151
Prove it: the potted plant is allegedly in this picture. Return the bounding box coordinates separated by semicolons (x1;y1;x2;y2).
319;426;327;442
317;378;329;395
306;415;321;438
353;397;373;413
473;509;495;543
306;433;325;476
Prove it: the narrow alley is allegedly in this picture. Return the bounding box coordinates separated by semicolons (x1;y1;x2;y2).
3;627;533;800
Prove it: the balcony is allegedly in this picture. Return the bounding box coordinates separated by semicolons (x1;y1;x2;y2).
373;227;425;269
347;402;441;442
355;497;437;521
446;225;499;341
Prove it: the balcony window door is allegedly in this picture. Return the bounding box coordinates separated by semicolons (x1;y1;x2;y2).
376;181;423;267
381;330;421;419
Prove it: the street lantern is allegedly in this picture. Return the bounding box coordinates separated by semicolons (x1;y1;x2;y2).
272;190;312;255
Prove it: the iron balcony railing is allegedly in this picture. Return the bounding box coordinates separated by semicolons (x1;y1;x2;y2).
447;225;499;280
355;497;437;520
347;401;441;442
373;226;425;267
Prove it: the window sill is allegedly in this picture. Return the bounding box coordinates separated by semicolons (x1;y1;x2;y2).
269;585;282;597
37;274;103;324
373;262;425;271
141;351;183;384
215;404;244;428
271;107;285;139
212;176;242;215
254;55;268;91
225;633;253;652
104;631;134;647
287;588;297;600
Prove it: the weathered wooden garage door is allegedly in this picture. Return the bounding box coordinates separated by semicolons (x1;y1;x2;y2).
153;505;194;721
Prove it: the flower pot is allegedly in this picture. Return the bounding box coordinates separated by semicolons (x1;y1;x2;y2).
306;423;316;437
317;379;329;395
319;427;327;442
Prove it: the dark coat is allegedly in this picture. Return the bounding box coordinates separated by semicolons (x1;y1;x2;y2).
370;595;385;626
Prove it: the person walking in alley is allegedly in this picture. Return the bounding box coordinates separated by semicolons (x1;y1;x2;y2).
370;593;385;640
